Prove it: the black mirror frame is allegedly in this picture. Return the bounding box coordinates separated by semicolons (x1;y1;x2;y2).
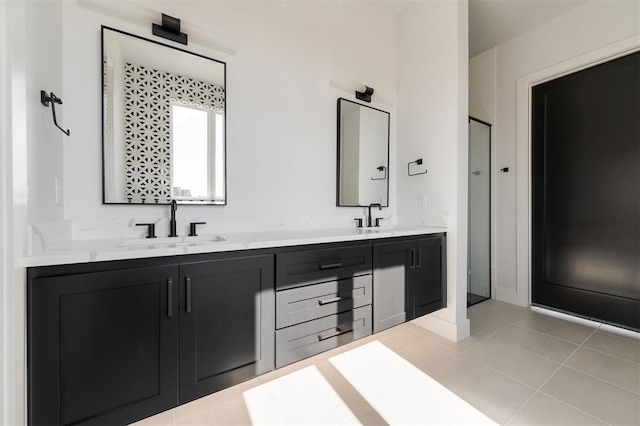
100;25;227;206
336;97;390;207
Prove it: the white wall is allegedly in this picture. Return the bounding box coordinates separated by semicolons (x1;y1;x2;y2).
3;1;31;424
469;48;495;125
397;0;470;341
26;1;64;224
59;0;399;233
0;1;9;420
470;0;640;306
5;0;472;420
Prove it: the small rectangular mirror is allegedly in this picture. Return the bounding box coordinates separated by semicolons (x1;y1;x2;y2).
102;27;226;204
337;98;390;207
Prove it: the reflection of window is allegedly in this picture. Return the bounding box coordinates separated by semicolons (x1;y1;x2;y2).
170;102;225;201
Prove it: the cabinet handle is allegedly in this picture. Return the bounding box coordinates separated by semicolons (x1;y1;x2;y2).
186;275;192;314
410;248;416;269
167;277;173;317
318;296;343;305
416;247;422;268
317;327;349;341
319;262;343;270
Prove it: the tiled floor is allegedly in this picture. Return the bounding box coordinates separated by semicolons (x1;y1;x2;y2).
133;300;640;425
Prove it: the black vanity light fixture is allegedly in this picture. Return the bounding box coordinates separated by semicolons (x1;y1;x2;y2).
40;91;70;136
355;86;374;103
152;13;188;45
408;158;428;176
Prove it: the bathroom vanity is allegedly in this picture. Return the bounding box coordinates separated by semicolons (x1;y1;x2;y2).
26;227;446;425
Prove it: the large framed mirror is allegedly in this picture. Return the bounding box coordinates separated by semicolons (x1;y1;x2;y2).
336;98;390;207
102;26;226;204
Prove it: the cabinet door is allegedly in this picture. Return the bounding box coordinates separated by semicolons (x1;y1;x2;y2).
28;265;179;426
411;237;446;319
372;240;413;333
179;255;275;403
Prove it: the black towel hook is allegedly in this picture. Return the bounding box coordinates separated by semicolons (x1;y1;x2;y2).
40;91;70;136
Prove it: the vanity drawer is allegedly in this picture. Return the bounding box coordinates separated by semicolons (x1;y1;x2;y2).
276;275;372;329
276;244;372;290
275;305;372;368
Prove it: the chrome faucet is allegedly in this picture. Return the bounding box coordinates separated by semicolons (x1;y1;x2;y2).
367;203;382;227
169;200;178;237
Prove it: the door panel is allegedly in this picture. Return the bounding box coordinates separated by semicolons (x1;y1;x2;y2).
372;240;412;332
468;118;491;302
29;265;179;425
179;255;274;403
413;238;446;318
532;51;640;329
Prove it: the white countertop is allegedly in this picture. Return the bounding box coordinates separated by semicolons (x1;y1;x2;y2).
22;226;447;267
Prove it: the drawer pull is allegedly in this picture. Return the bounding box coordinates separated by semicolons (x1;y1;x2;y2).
167;277;173;317
317;327;349;341
186;275;192;314
319;262;343;270
318;296;344;305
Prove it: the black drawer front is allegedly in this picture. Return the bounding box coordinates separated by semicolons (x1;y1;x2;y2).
276;275;372;329
276;244;372;290
275;305;372;368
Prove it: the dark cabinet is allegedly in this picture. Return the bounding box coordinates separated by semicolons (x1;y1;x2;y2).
28;253;275;425
179;255;274;403
410;237;446;319
27;234;446;425
275;243;371;290
274;242;373;367
373;235;446;332
28;264;179;425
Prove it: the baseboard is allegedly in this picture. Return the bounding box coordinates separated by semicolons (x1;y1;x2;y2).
494;287;528;307
411;312;470;343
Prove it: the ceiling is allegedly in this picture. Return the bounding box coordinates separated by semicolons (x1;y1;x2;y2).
469;0;589;57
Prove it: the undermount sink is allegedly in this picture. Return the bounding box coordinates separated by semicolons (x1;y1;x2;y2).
119;235;226;247
357;226;396;233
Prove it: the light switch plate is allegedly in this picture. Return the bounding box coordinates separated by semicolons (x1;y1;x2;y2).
418;194;427;208
55;178;62;205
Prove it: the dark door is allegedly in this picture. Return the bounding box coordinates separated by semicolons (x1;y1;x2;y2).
373;240;413;332
28;265;179;425
532;51;640;329
373;236;446;327
412;237;446;319
179;254;275;403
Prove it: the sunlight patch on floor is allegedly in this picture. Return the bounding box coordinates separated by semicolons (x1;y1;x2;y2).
330;341;497;425
243;365;360;425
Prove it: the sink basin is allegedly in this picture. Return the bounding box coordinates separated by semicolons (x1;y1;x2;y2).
357;226;396;234
120;235;226;247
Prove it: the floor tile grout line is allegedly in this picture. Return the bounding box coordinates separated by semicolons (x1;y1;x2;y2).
401;327;468;356
561;363;640;396
470;318;516;339
412;325;490;354
512;316;640;363
458;352;539;391
559;323;640;396
596;327;640;344
509;322;593;346
480;332;571;365
580;343;640;366
537;390;614;426
501;321;602;425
